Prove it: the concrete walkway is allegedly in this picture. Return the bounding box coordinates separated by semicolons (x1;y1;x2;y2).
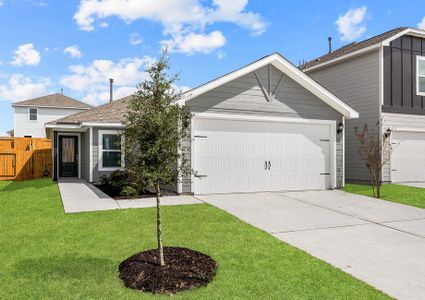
198;190;425;300
57;179;201;213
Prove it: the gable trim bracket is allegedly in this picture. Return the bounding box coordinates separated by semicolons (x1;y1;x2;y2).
180;53;359;119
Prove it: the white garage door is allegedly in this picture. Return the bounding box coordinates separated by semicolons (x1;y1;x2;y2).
391;131;425;182
193;117;333;194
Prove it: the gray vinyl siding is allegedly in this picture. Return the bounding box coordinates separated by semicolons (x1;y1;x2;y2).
80;131;90;181
184;64;345;193
307;50;381;182
181;134;192;194
190;65;342;120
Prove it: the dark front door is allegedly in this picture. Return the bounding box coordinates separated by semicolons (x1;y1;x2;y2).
59;136;78;177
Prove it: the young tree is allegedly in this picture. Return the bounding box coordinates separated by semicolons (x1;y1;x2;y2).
355;123;392;198
122;51;191;266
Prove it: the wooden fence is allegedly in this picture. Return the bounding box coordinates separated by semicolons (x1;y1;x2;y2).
0;137;52;181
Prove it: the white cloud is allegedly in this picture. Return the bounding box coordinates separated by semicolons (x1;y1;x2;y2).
11;43;41;66
0;74;50;102
60;56;154;105
100;21;109;28
163;31;226;54
129;32;143;46
64;45;82;58
418;17;425;30
74;0;266;54
335;6;367;41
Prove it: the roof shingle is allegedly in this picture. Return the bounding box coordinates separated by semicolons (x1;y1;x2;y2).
12;93;93;109
49;95;132;125
301;27;408;70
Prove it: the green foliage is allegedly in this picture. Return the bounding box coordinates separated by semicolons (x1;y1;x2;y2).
345;183;425;209
0;179;390;299
100;170;139;196
122;50;191;190
120;185;138;197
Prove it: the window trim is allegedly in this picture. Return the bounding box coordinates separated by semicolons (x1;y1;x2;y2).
98;129;124;171
28;107;38;121
417;56;425;96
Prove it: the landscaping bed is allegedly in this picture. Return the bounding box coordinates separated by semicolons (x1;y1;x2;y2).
119;247;217;295
94;183;177;200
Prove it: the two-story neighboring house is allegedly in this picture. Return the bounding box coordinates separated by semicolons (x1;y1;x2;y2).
12;93;93;138
302;27;425;184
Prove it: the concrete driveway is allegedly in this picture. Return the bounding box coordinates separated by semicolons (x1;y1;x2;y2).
197;190;425;300
399;182;425;189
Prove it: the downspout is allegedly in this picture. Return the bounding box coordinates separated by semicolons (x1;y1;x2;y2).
342;116;345;188
89;127;93;182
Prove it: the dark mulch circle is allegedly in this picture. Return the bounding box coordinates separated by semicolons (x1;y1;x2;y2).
118;247;218;295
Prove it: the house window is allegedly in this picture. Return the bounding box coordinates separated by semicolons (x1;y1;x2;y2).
29;108;38;121
417;56;425;95
98;130;123;170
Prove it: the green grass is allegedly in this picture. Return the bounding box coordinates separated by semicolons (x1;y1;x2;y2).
0;179;389;299
344;183;425;209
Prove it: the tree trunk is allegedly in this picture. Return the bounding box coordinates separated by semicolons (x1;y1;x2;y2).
156;181;165;266
376;181;381;198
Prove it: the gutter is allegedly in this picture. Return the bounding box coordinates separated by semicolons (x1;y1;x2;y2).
303;43;383;73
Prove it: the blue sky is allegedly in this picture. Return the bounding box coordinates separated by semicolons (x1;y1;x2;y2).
0;0;424;133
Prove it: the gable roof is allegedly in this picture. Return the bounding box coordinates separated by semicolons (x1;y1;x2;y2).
47;95;132;126
302;27;425;71
12;93;93;109
181;52;359;119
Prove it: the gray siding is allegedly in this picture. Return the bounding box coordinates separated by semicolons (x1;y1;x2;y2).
190;65;342;120
185;64;345;193
307;50;381;182
80;131;90;181
181;133;192;194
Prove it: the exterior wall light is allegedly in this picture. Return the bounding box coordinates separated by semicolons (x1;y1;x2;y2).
384;128;392;138
337;122;344;134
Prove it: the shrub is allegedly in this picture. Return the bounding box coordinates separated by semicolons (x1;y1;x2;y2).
121;186;138;197
100;170;141;197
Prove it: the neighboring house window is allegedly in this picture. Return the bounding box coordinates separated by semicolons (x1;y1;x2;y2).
98;130;124;170
29;108;38;121
417;56;425;96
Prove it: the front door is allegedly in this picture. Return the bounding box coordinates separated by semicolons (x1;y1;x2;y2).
59;136;78;177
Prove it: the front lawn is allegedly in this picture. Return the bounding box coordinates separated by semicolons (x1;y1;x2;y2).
344;183;425;209
0;179;389;299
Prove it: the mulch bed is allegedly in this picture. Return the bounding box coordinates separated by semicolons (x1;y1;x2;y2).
118;247;218;295
94;184;177;200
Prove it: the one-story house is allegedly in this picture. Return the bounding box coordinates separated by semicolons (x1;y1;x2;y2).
46;53;358;195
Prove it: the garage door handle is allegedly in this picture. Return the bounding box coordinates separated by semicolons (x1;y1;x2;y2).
264;161;268;170
194;174;207;178
268;161;271;170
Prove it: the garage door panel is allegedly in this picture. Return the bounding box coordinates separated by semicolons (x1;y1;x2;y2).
391;131;425;182
194;118;332;194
